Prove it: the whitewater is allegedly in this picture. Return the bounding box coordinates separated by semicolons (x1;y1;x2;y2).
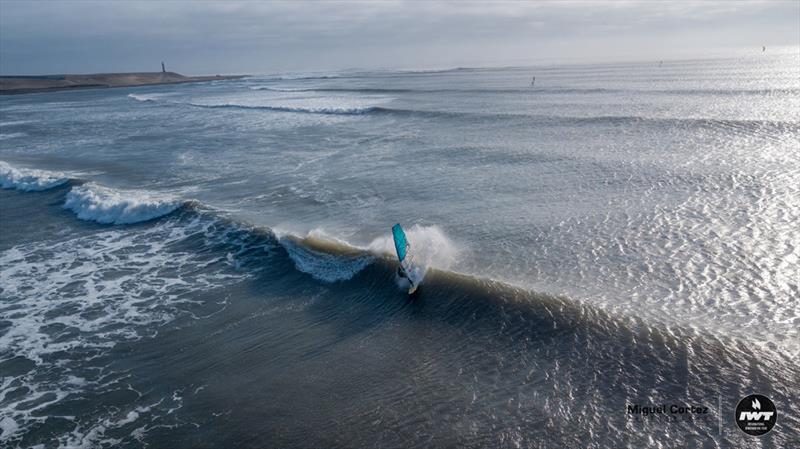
1;51;799;448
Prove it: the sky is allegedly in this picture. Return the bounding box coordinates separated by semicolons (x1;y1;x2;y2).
1;0;798;75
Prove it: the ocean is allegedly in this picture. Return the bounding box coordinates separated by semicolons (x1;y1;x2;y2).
1;51;798;448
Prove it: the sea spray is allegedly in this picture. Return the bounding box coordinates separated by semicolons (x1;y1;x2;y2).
368;224;459;281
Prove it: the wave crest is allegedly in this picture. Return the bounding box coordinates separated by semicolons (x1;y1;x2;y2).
249;86;310;92
187;102;380;115
64;184;183;225
0;161;70;191
127;93;163;102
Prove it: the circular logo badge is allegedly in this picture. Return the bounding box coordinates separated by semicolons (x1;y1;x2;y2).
735;394;777;436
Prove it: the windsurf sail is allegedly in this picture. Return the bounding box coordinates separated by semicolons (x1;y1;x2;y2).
392;223;409;262
392;223;417;292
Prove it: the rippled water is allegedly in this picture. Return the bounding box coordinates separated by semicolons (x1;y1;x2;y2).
1;51;799;448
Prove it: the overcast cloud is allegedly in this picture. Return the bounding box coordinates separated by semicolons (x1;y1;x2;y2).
1;0;798;75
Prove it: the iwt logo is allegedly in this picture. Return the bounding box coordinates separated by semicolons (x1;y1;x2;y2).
735;394;777;436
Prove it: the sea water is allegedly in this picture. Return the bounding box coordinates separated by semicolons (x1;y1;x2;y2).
1;50;798;447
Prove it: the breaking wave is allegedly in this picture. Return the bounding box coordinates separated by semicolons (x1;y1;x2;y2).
273;225;459;284
2;166;460;285
127;93;164;102
185;102;380;115
368;224;459;282
64;183;185;225
0;161;70;191
128;92;385;115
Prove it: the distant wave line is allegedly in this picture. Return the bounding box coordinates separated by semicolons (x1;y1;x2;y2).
250;85;800;96
126;93;799;132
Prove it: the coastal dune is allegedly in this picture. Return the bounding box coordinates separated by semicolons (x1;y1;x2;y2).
0;71;244;94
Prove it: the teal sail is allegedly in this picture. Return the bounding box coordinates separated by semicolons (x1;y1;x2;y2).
392;223;408;262
392;223;418;293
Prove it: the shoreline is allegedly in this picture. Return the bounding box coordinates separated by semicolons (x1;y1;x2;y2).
0;72;246;95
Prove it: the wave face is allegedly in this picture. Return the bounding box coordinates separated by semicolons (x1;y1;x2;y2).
278;231;374;282
2;53;799;448
0;161;69;191
64;183;183;224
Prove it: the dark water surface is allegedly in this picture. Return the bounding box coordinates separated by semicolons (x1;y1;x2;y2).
1;52;799;448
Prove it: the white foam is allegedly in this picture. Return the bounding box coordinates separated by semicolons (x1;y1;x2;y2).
0;161;69;191
0;417;19;439
64;183;183;224
0;120;35;127
115;411;140;426
56;394;181;449
0;217;251;445
0;132;26;140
